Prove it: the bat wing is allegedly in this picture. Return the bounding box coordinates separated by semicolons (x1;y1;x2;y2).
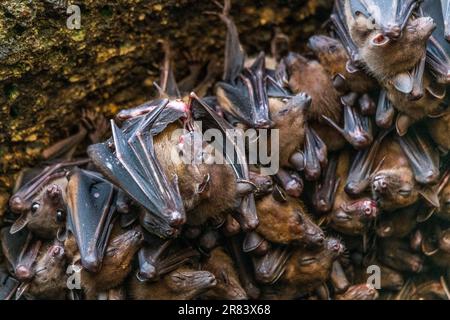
191;93;259;230
88;100;185;239
8;160;89;215
441;0;450;41
116;98;185;131
422;1;450;84
349;0;419;33
66;169;117;273
0;227;31;271
331;0;363;66
266;76;291;98
0;271;19;300
345;129;392;195
216;53;272;129
396;127;440;185
137;236;199;281
252;245;291;285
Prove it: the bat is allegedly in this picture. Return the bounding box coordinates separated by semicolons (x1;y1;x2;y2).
88;99;186;239
190;92;259;231
8;159;89;239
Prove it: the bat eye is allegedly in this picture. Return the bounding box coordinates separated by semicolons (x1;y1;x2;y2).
31;202;40;214
371;34;389;46
328;45;337;53
56;209;66;222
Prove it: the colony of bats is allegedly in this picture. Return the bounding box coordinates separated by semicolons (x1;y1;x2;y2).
0;0;450;300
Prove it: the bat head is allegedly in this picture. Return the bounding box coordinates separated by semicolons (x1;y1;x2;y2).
33;241;66;286
371;167;418;210
11;182;67;239
295;210;325;248
331;198;378;235
352;15;435;79
308;35;349;73
166;269;216;296
338;284;379;300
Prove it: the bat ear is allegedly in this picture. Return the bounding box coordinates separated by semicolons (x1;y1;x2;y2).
418;186;440;208
10;213;30;234
370;33;390;47
396;113;413;137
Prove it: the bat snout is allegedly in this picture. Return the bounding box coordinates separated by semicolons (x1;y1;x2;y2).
372;176;388;193
15;265;33;281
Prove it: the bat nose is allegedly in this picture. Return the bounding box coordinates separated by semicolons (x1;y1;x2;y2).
15;265;32;281
50;245;64;257
373;177;388;193
9;196;27;213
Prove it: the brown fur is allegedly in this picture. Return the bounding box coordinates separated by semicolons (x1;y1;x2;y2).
261;238;344;299
256;193;323;246
427;113;450;152
335;284;378;300
26;241;67;300
311;37;376;94
20;177;68;239
410;280;449;300
348;10;434;81
378;239;424;273
129;266;216;300
353;262;404;291
201;247;247;300
376;205;417;238
437;178;450;221
269;97;307;167
371;138;420;211
286;55;342;124
329;151;377;235
81;228;142;299
154;123;238;226
385;73;443;122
